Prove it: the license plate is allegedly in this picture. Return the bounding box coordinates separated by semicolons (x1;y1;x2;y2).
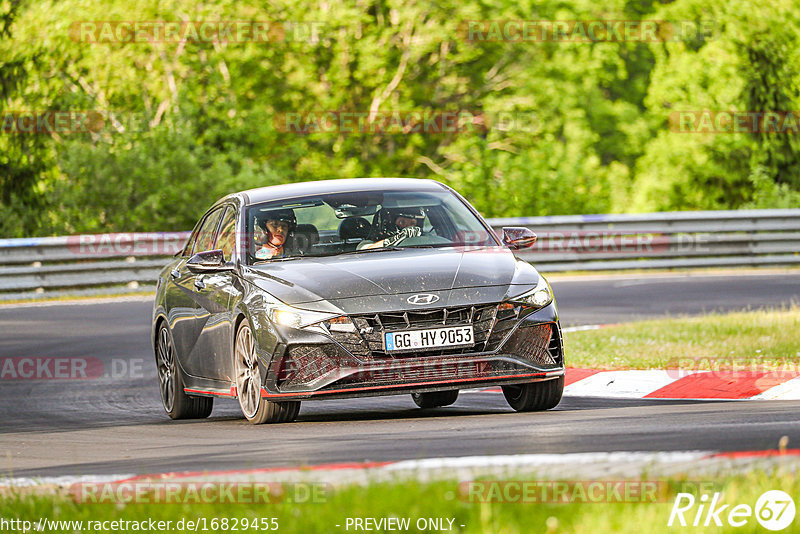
384;326;474;352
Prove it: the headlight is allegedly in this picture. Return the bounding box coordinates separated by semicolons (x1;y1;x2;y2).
268;306;339;329
508;276;553;309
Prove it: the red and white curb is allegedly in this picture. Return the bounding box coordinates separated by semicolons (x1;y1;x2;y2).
4;450;800;488
556;324;800;400
560;367;800;400
472;367;800;400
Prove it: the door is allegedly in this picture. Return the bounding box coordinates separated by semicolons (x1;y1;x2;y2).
166;207;225;379
189;206;241;382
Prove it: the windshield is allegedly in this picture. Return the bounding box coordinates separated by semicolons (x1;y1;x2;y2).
245;189;498;263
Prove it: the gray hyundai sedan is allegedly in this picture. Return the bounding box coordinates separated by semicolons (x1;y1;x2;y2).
152;178;564;424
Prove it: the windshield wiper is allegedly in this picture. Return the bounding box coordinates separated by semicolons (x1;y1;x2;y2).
337;246;406;255
251;256;303;265
315;245;450;258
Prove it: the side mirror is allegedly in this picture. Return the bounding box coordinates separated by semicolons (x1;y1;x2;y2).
186;249;234;273
502;227;537;250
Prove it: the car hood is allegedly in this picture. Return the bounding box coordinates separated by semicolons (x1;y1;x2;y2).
244;246;540;313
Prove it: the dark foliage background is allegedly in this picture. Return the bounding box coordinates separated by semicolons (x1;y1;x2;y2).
1;0;798;237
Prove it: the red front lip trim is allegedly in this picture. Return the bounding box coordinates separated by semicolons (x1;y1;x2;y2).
184;387;237;397
262;370;561;398
184;370;563;399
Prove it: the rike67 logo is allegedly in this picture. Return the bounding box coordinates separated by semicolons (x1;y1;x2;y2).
669;490;796;531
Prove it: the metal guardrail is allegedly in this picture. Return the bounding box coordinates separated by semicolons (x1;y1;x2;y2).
0;233;189;299
0;210;798;300
499;209;800;271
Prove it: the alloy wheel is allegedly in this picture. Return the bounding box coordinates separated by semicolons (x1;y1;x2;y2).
156;326;175;412
235;323;262;419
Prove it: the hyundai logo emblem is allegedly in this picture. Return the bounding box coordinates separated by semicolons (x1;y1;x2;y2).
407;293;440;305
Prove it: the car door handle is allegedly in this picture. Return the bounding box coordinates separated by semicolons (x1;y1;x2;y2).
170;269;181;280
194;276;206;290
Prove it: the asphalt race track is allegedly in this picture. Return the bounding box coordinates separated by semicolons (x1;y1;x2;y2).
1;272;800;478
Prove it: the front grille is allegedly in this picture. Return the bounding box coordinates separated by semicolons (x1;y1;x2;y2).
348;305;498;357
324;304;564;367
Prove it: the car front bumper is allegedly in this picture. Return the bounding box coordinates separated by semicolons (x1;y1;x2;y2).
260;302;565;401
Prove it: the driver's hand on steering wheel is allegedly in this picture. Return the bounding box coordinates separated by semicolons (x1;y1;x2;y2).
382;225;422;247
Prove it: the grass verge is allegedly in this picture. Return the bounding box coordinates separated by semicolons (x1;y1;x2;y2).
1;472;797;533
565;307;800;369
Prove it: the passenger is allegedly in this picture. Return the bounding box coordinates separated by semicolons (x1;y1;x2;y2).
254;209;296;260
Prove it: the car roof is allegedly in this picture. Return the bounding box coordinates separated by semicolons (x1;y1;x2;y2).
237;178;448;205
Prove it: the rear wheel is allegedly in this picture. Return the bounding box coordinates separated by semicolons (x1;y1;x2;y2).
502;376;564;412
411;390;459;409
156;323;213;419
234;321;300;424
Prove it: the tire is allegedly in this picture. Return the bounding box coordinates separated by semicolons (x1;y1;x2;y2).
234;321;300;424
502;376;564;412
411;390;459;409
155;323;213;419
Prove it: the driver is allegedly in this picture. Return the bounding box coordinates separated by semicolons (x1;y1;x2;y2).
254;209;296;260
359;207;424;250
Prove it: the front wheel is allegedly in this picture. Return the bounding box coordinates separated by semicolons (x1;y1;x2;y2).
502;376;564;412
411;390;459;409
155;323;213;419
234;321;300;424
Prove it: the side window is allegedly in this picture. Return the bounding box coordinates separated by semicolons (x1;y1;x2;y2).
192;208;224;255
215;207;237;261
182;222;203;257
